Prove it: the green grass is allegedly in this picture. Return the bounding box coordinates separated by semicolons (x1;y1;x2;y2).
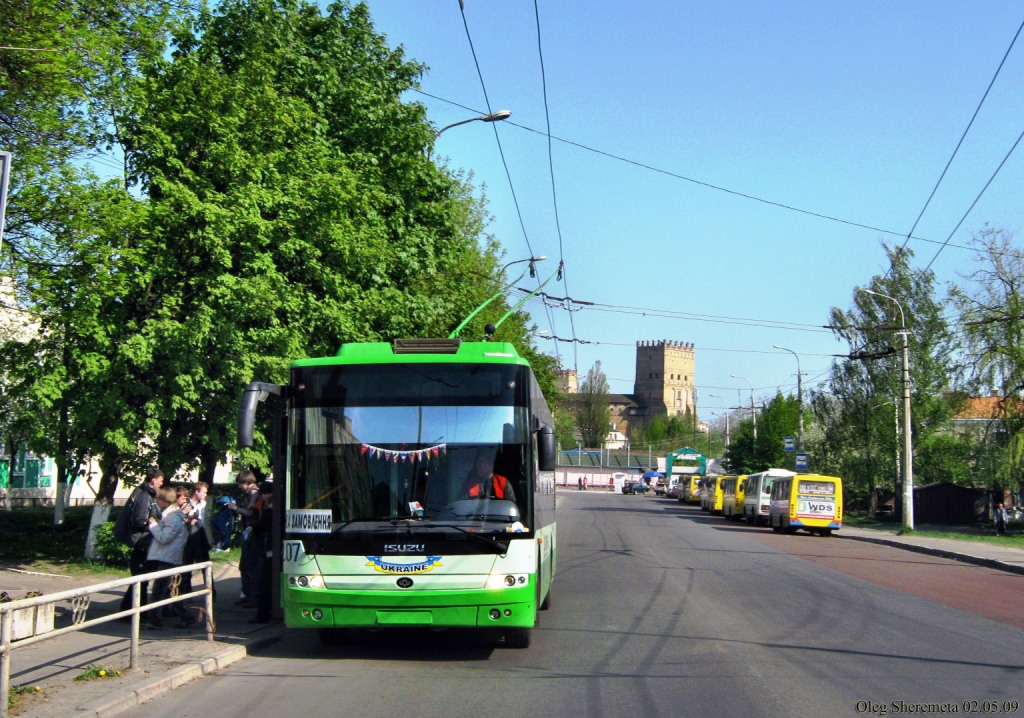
0;506;240;576
74;664;122;681
0;507;99;564
844;512;1024;547
7;684;41;712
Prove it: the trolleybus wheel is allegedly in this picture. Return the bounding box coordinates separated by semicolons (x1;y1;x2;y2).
504;627;531;649
318;627;351;646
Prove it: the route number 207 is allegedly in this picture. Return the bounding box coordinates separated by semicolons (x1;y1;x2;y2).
283;541;303;563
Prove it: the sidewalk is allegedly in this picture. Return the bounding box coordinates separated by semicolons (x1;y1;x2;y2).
1;559;288;718
4;527;1024;718
838;524;1024;575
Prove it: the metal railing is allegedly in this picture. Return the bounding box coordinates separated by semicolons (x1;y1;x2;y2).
0;561;213;718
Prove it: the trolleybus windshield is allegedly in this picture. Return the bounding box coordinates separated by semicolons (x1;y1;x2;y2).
288;363;534;537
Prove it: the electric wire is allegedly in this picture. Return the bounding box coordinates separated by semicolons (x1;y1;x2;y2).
923;126;1024;272
893;16;1024;270
455;0;562;362
531;0;579;372
412;89;974;253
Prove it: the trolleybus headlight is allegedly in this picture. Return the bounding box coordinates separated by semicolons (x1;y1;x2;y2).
311;609;323;621
489;609;501;620
486;573;525;589
291;574;324;589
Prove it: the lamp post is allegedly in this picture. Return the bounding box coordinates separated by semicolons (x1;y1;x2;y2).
500;255;546;278
773;345;804;455
861;288;914;531
428;109;512;159
730;374;756;450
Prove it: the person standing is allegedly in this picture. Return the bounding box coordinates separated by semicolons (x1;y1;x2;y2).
249;481;276;624
228;470;262;607
994;502;1008;536
119;467;164;615
143;486;195;629
180;481;211;597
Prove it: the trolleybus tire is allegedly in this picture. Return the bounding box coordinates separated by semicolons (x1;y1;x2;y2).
504;627;531;648
318;627;351;646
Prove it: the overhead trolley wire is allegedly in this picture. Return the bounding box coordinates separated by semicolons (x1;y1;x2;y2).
455;0;562;355
895;16;1024;272
414;89;975;254
530;0;577;369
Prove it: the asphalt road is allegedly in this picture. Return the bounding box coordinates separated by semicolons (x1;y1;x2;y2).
116;490;1024;718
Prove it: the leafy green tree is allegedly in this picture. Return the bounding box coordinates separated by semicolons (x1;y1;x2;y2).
122;0;511;477
956;228;1024;495
820;245;960;509
724;393;799;473
576;362;611;447
0;0;185;531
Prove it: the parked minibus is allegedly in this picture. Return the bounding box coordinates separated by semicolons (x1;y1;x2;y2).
703;474;726;514
769;474;843;536
742;468;795;526
680;475;702;503
721;475;747;521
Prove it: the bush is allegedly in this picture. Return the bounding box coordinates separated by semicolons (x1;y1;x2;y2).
0;507;94;562
91;518;131;567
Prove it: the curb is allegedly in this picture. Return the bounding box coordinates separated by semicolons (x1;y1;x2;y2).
837;532;1024;576
76;633;284;718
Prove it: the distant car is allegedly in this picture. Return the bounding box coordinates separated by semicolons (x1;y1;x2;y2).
633;481;649;494
622;481;637;495
667;483;680;500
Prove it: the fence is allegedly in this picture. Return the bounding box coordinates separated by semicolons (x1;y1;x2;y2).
0;562;213;718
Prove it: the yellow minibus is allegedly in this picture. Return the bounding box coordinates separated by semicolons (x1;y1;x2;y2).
704;475;726;514
721;475;747;521
769;474;843;536
687;476;703;503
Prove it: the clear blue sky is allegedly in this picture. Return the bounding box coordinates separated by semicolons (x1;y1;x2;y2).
360;0;1024;419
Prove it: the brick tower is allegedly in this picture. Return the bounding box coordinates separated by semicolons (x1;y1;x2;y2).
633;340;695;417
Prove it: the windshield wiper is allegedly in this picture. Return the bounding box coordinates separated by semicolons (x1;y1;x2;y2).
419;523;510;554
330;517;404;535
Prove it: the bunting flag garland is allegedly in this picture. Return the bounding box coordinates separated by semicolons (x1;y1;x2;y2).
361;442;447;464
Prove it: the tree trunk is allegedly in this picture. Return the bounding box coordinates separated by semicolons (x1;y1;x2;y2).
198;445;219;486
84;455;123;560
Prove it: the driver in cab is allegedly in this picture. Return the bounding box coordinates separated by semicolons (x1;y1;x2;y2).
460;449;516;502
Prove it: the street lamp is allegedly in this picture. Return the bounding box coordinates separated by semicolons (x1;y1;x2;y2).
500;255;546;279
773;345;804;456
730;374;756;450
861;288;914;531
428;109;512;159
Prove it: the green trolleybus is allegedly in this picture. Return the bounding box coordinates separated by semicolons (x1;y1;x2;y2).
237;338;557;648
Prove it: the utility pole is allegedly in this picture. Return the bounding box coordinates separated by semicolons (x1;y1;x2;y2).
861;289;914;531
773;346;804;454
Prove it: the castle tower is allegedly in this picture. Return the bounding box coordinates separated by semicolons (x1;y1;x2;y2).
555;369;578;394
633;340;696;417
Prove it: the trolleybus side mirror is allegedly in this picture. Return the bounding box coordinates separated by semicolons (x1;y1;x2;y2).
538;423;556;471
237;382;284;448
